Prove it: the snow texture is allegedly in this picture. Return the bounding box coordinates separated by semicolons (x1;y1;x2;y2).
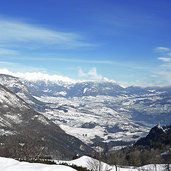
0;156;168;171
0;157;76;171
36;95;149;148
58;156;170;171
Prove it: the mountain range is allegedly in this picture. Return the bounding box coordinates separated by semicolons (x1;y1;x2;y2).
0;73;171;157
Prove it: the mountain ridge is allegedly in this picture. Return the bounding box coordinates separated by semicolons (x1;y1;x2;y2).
0;83;93;159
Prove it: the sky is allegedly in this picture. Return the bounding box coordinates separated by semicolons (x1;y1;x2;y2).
0;0;171;86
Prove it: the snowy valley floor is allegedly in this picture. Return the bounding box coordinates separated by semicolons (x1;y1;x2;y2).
0;156;169;171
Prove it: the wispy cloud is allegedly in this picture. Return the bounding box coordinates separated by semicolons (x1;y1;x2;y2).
158;57;171;62
154;46;170;53
1;55;113;64
154;46;171;85
35;57;113;64
154;70;171;86
53;58;113;64
156;46;171;63
0;61;16;66
0;18;94;50
0;48;19;55
78;67;108;81
3;55;151;70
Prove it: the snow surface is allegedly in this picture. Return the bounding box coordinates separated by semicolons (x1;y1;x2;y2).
55;156;170;171
0;85;29;111
57;155;112;171
0;157;76;171
36;95;149;148
0;156;168;171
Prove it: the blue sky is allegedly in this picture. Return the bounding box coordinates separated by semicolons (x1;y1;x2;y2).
0;0;171;86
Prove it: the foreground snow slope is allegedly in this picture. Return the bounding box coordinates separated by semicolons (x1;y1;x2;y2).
0;156;168;171
0;157;76;171
57;155;112;171
57;156;167;171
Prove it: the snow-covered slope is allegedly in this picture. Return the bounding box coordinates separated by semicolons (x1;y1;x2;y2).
0;84;30;135
60;155;168;171
0;156;167;171
23;80;124;97
0;74;45;111
0;157;76;171
0;84;92;159
38;95;149;150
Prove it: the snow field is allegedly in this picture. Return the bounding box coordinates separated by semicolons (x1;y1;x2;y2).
0;155;168;171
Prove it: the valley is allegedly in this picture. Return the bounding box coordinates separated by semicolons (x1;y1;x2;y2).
1;74;171;153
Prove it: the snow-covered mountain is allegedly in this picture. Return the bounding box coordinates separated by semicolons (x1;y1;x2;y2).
0;74;171;152
0;83;92;159
23;80;124;97
0;74;45;111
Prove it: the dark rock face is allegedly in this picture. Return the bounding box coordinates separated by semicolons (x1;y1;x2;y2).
134;124;171;148
81;122;97;129
106;125;124;133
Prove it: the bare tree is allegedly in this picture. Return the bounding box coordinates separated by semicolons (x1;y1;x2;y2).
164;164;171;171
87;158;112;171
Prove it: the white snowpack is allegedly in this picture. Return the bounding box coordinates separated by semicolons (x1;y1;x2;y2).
56;156;167;171
0;157;76;171
36;115;49;125
5;114;22;124
0;156;168;171
0;87;29;109
36;95;149;147
0;129;14;136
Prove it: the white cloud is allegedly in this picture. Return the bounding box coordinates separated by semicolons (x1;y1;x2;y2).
0;68;13;75
154;70;171;85
154;46;171;85
78;67;108;81
154;46;170;53
0;68;75;83
158;57;171;62
156;47;171;63
17;72;75;83
0;18;94;49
